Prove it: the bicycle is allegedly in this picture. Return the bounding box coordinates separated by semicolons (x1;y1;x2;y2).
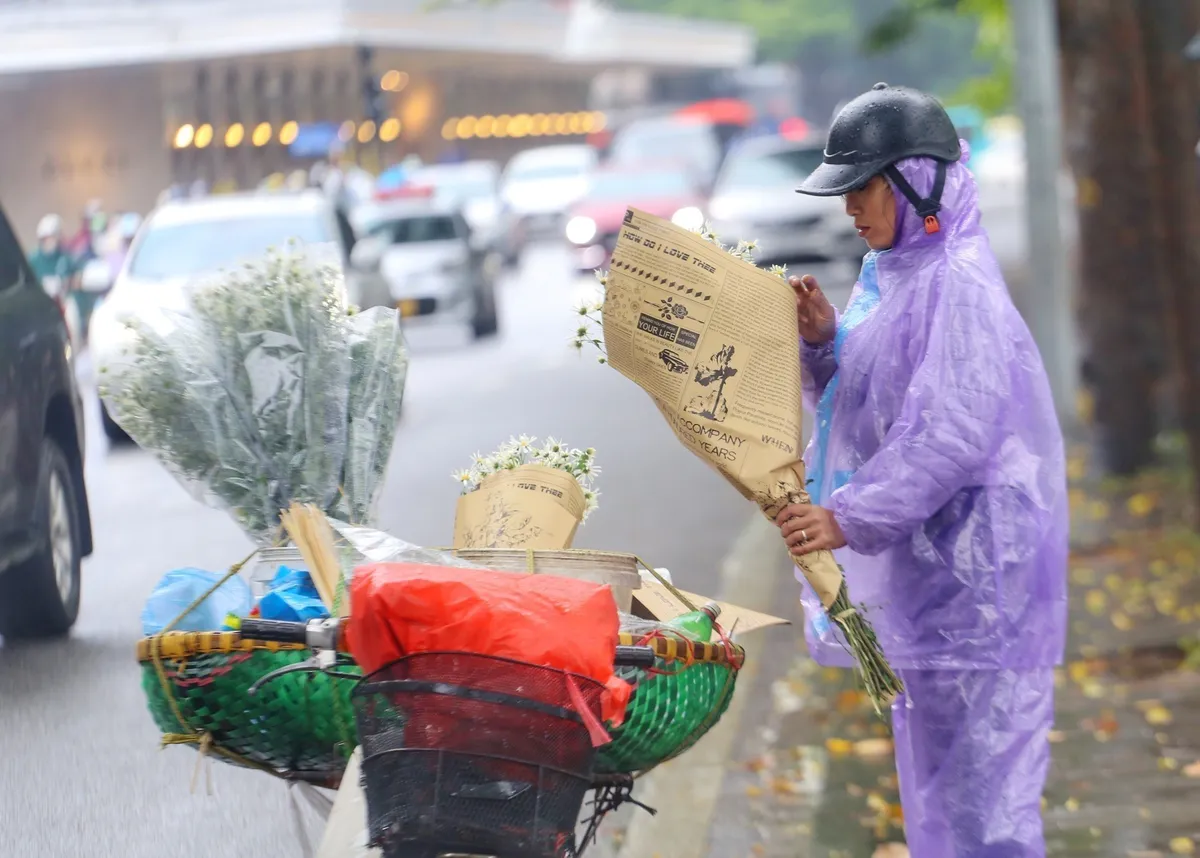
241;617;658;858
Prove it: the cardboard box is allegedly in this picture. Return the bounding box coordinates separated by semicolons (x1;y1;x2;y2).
631;579;790;636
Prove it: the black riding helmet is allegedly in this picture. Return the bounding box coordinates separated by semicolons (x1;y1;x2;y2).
797;83;962;232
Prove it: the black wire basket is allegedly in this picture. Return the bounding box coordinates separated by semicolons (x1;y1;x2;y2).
352;652;606;858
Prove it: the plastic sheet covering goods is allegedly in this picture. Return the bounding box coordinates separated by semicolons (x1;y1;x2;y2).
347;562;631;725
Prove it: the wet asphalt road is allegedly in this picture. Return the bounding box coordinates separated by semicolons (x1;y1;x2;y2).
0;244;856;858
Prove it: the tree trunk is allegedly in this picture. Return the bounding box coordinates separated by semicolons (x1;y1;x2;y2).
1057;0;1169;474
1136;0;1200;521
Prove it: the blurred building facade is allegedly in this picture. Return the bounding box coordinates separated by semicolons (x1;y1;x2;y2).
0;0;753;242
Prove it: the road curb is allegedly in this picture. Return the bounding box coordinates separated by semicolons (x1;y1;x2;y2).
614;512;790;858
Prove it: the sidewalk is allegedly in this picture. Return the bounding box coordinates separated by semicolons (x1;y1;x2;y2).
699;439;1200;858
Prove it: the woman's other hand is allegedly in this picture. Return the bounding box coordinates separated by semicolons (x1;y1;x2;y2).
775;503;847;556
790;274;835;345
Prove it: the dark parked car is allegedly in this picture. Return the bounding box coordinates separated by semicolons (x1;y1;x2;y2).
0;205;94;637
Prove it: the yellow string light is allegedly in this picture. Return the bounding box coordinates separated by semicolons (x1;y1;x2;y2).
279;121;299;146
379;118;401;142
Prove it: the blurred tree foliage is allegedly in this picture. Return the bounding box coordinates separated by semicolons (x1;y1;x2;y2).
611;0;993;119
862;0;1013;114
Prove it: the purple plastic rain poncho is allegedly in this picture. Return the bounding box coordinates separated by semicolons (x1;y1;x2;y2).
795;142;1068;858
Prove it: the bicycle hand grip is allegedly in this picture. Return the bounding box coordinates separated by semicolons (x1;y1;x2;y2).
613;645;656;669
239;618;310;645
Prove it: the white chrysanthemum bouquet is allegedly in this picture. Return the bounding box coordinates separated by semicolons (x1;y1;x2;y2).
451;436;601;550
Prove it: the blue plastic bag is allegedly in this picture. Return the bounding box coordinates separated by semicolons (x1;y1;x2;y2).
258;565;330;623
141;567;253;636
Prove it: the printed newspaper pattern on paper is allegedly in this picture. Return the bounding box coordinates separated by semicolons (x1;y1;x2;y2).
453;463;586;551
601;208;843;606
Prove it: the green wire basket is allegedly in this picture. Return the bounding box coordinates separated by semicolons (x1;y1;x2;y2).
597;631;744;774
137;631;360;786
139;627;744;783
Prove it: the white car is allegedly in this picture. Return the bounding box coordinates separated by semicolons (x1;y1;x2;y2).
706;135;862;266
90;190;358;441
498;144;598;264
349;199;499;340
408;160;504;247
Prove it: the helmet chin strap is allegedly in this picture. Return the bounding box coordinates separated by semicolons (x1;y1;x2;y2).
883;160;948;235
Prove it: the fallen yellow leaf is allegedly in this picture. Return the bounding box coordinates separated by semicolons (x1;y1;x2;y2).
1068;661;1091;683
1090;499;1111;519
825;738;853;758
853;738;895;759
1083;680;1106;699
835;689;866;713
745;785;763;797
866;792;889;812
1105;573;1124;593
1156;595;1179;615
1065;797;1081;812
1067;457;1086;481
1159;756;1180;772
1111;611;1134;631
1145;705;1174;726
1072;566;1097;586
1139;807;1152;820
1048;730;1066;743
1090;826;1102;837
1169;837;1195;855
1086;590;1108;615
1128;493;1156;518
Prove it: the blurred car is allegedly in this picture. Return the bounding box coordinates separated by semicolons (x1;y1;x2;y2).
0;202;94;638
705;135;862;267
563;164;707;273
38;273;82;351
407;160;504;248
498;144;597;265
606;116;726;191
350;199;499;340
90;190;358;441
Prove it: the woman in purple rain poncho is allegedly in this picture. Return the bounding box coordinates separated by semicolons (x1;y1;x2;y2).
774;84;1068;858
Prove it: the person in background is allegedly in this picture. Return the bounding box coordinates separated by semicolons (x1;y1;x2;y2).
105;212;141;277
28;214;77;289
777;83;1067;858
65;199;103;262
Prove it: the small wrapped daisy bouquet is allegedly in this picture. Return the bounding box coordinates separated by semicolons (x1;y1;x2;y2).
451;435;601;550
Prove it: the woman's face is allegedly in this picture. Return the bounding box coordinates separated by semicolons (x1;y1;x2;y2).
842;174;896;251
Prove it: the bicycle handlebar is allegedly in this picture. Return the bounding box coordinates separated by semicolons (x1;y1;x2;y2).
239;618;659;668
239;618;310;645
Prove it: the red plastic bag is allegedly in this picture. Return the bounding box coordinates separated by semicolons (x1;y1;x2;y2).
347;563;632;727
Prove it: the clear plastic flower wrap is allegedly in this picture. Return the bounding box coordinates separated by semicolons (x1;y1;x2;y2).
99;248;409;545
328;520;487;571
